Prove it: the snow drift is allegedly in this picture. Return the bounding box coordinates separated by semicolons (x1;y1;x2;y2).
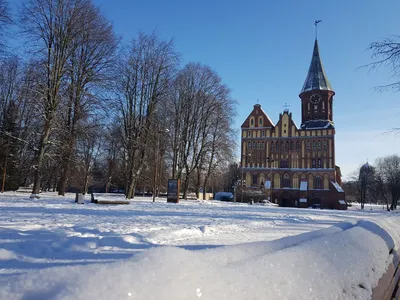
0;217;398;300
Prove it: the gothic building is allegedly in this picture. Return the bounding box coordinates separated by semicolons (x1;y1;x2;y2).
240;39;346;209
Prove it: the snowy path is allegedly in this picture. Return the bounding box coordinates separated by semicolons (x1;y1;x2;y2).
0;192;398;299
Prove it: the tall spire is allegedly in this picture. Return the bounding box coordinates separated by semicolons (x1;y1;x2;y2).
300;39;333;94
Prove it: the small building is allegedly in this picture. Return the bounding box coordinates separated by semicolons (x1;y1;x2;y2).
240;38;345;209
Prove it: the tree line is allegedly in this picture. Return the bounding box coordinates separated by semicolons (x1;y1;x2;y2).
0;0;237;199
342;155;400;210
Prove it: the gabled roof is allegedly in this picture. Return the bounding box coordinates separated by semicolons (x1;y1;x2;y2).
241;104;275;128
274;110;298;131
300;39;333;94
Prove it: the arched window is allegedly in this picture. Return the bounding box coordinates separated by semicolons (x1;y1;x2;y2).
276;142;279;151
250;118;254;125
312;159;316;168
307;141;310;151
317;141;321;150
291;141;294;150
318;158;322;168
252;174;258;186
253;142;256;149
312;141;316;150
315;175;322;189
262;130;265;137
248;141;251;149
296;141;300;151
261;142;265;149
323;140;327;150
285;141;289;151
282;173;290;188
271;142;274;152
248;131;252;138
259;117;263;126
257;142;260;149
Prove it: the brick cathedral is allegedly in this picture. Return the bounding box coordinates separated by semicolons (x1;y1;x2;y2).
240;39;346;209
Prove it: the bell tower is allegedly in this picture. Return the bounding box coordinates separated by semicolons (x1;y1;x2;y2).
299;39;335;126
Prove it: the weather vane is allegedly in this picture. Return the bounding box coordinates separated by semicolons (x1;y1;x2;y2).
315;20;322;39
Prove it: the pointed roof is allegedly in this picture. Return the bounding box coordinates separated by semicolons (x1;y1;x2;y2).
241;104;275;128
300;39;333;94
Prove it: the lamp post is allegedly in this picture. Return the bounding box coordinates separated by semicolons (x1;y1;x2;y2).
241;152;251;202
153;128;170;202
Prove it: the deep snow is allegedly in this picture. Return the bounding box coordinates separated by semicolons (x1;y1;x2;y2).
0;192;398;299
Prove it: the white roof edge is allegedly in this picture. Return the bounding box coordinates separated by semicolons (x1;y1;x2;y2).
259;107;276;127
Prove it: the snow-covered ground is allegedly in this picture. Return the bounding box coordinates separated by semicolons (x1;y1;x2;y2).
0;192;398;299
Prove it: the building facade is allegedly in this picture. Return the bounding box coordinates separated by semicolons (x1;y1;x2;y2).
240;39;346;209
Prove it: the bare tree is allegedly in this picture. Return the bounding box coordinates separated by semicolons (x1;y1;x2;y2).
367;35;400;91
168;63;235;199
375;155;400;210
0;0;12;53
117;32;178;199
56;2;118;195
20;0;99;196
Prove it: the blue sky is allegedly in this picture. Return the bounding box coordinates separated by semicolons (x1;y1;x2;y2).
8;0;400;180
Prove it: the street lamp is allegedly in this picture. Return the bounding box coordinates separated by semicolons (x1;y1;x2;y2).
240;152;251;202
153;128;170;202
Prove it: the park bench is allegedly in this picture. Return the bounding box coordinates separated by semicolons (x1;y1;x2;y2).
16;187;42;193
90;193;129;205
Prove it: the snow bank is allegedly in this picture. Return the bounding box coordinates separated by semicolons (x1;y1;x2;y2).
1;217;398;300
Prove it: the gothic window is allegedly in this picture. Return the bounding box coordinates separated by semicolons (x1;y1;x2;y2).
318;158;322;168
259;118;263;125
252;174;258;186
317;141;321;150
282;173;290;188
312;141;316;150
262;130;265;137
307;141;310;151
315;175;322;189
248;141;251;149
251;119;254;125
312;159;316;168
253;142;256;149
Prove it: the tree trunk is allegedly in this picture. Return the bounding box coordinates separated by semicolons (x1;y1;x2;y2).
31;120;52;196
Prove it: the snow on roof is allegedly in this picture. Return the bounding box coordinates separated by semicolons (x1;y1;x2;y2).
300;181;308;191
259;107;276;127
299;198;307;203
338;200;346;205
331;181;344;193
264;180;271;189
